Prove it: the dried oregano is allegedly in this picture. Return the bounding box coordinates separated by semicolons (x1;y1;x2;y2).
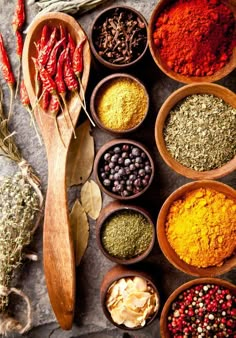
164;94;236;171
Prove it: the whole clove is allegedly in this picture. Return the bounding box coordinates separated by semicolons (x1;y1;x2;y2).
93;8;147;65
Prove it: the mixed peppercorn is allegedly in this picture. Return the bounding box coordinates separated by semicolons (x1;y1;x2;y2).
99;143;152;197
167;284;236;337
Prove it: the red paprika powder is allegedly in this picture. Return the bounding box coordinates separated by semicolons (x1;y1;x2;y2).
152;0;236;77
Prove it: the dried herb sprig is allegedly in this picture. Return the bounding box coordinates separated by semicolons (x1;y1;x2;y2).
27;0;110;14
0;85;43;335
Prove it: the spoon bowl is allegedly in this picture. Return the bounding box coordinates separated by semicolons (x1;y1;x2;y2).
22;12;91;330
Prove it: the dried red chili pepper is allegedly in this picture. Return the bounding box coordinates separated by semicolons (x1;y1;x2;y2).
59;24;67;49
46;38;65;76
64;49;95;126
16;30;23;58
12;0;25;33
48;94;65;147
68;33;76;60
40;25;50;50
41;88;51;111
55;48;75;137
37;27;57;67
32;57;57;95
20;79;42;144
72;37;86;78
0;33;15;119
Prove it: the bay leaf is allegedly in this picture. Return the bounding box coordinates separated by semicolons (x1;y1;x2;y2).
81;180;102;220
70;199;89;266
67;120;94;186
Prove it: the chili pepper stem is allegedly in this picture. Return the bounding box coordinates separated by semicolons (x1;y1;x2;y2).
8;84;14;120
60;93;76;139
56;95;70;129
75;91;95;127
15;60;21;98
26;106;42;145
78;76;87;111
54;116;66;148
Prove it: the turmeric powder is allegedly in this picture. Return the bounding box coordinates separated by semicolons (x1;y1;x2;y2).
166;188;236;268
96;78;148;131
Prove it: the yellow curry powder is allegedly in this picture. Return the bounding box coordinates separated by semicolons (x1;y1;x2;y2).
96;78;148;131
166;188;236;268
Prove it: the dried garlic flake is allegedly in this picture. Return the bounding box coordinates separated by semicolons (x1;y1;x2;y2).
106;277;159;328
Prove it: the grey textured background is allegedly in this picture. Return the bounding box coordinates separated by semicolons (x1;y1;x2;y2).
0;0;235;337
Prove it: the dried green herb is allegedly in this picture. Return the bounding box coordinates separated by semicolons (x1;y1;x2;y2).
0;173;40;311
164;94;236;171
101;210;153;259
0;85;43;335
70;199;89;266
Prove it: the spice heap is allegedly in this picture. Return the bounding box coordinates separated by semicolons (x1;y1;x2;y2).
96;77;148;131
167;283;236;336
166;188;236;268
93;7;147;64
101;209;153;259
99;143;152;197
164;94;236;171
106;276;159;328
152;0;236;77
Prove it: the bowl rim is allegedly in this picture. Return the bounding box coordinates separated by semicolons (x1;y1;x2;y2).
157;179;236;277
90;4;148;69
96;200;156;264
94;138;155;200
155;82;236;180
160;277;236;338
90;73;150;135
148;0;236;84
100;265;160;330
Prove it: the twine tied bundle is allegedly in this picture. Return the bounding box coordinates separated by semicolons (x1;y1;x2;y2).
0;86;43;335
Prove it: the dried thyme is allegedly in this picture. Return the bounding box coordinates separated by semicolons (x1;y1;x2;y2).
101;209;153;259
164;94;236;171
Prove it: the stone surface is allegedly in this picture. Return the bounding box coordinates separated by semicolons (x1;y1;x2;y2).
0;0;235;337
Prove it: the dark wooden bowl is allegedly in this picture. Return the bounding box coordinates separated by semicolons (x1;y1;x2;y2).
94;138;155;200
155;83;236;180
96;201;155;264
90;5;148;70
148;0;236;84
157;180;236;277
100;265;160;330
90;73;149;135
160;278;236;338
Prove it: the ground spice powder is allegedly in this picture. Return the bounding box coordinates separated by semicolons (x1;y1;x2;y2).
96;78;148;131
152;0;236;76
166;188;236;268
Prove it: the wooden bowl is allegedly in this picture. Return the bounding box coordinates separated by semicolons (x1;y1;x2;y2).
155;83;236;180
90;73;149;135
148;0;236;84
157;180;236;277
100;265;160;330
96;201;155;264
90;5;148;70
160;278;236;337
94;138;154;200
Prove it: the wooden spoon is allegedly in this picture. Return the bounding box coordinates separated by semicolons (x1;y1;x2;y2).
22;12;91;330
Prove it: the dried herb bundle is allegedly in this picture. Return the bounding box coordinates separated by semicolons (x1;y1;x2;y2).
0;86;43;335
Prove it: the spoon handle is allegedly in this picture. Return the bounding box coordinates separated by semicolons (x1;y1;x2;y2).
43;148;75;330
